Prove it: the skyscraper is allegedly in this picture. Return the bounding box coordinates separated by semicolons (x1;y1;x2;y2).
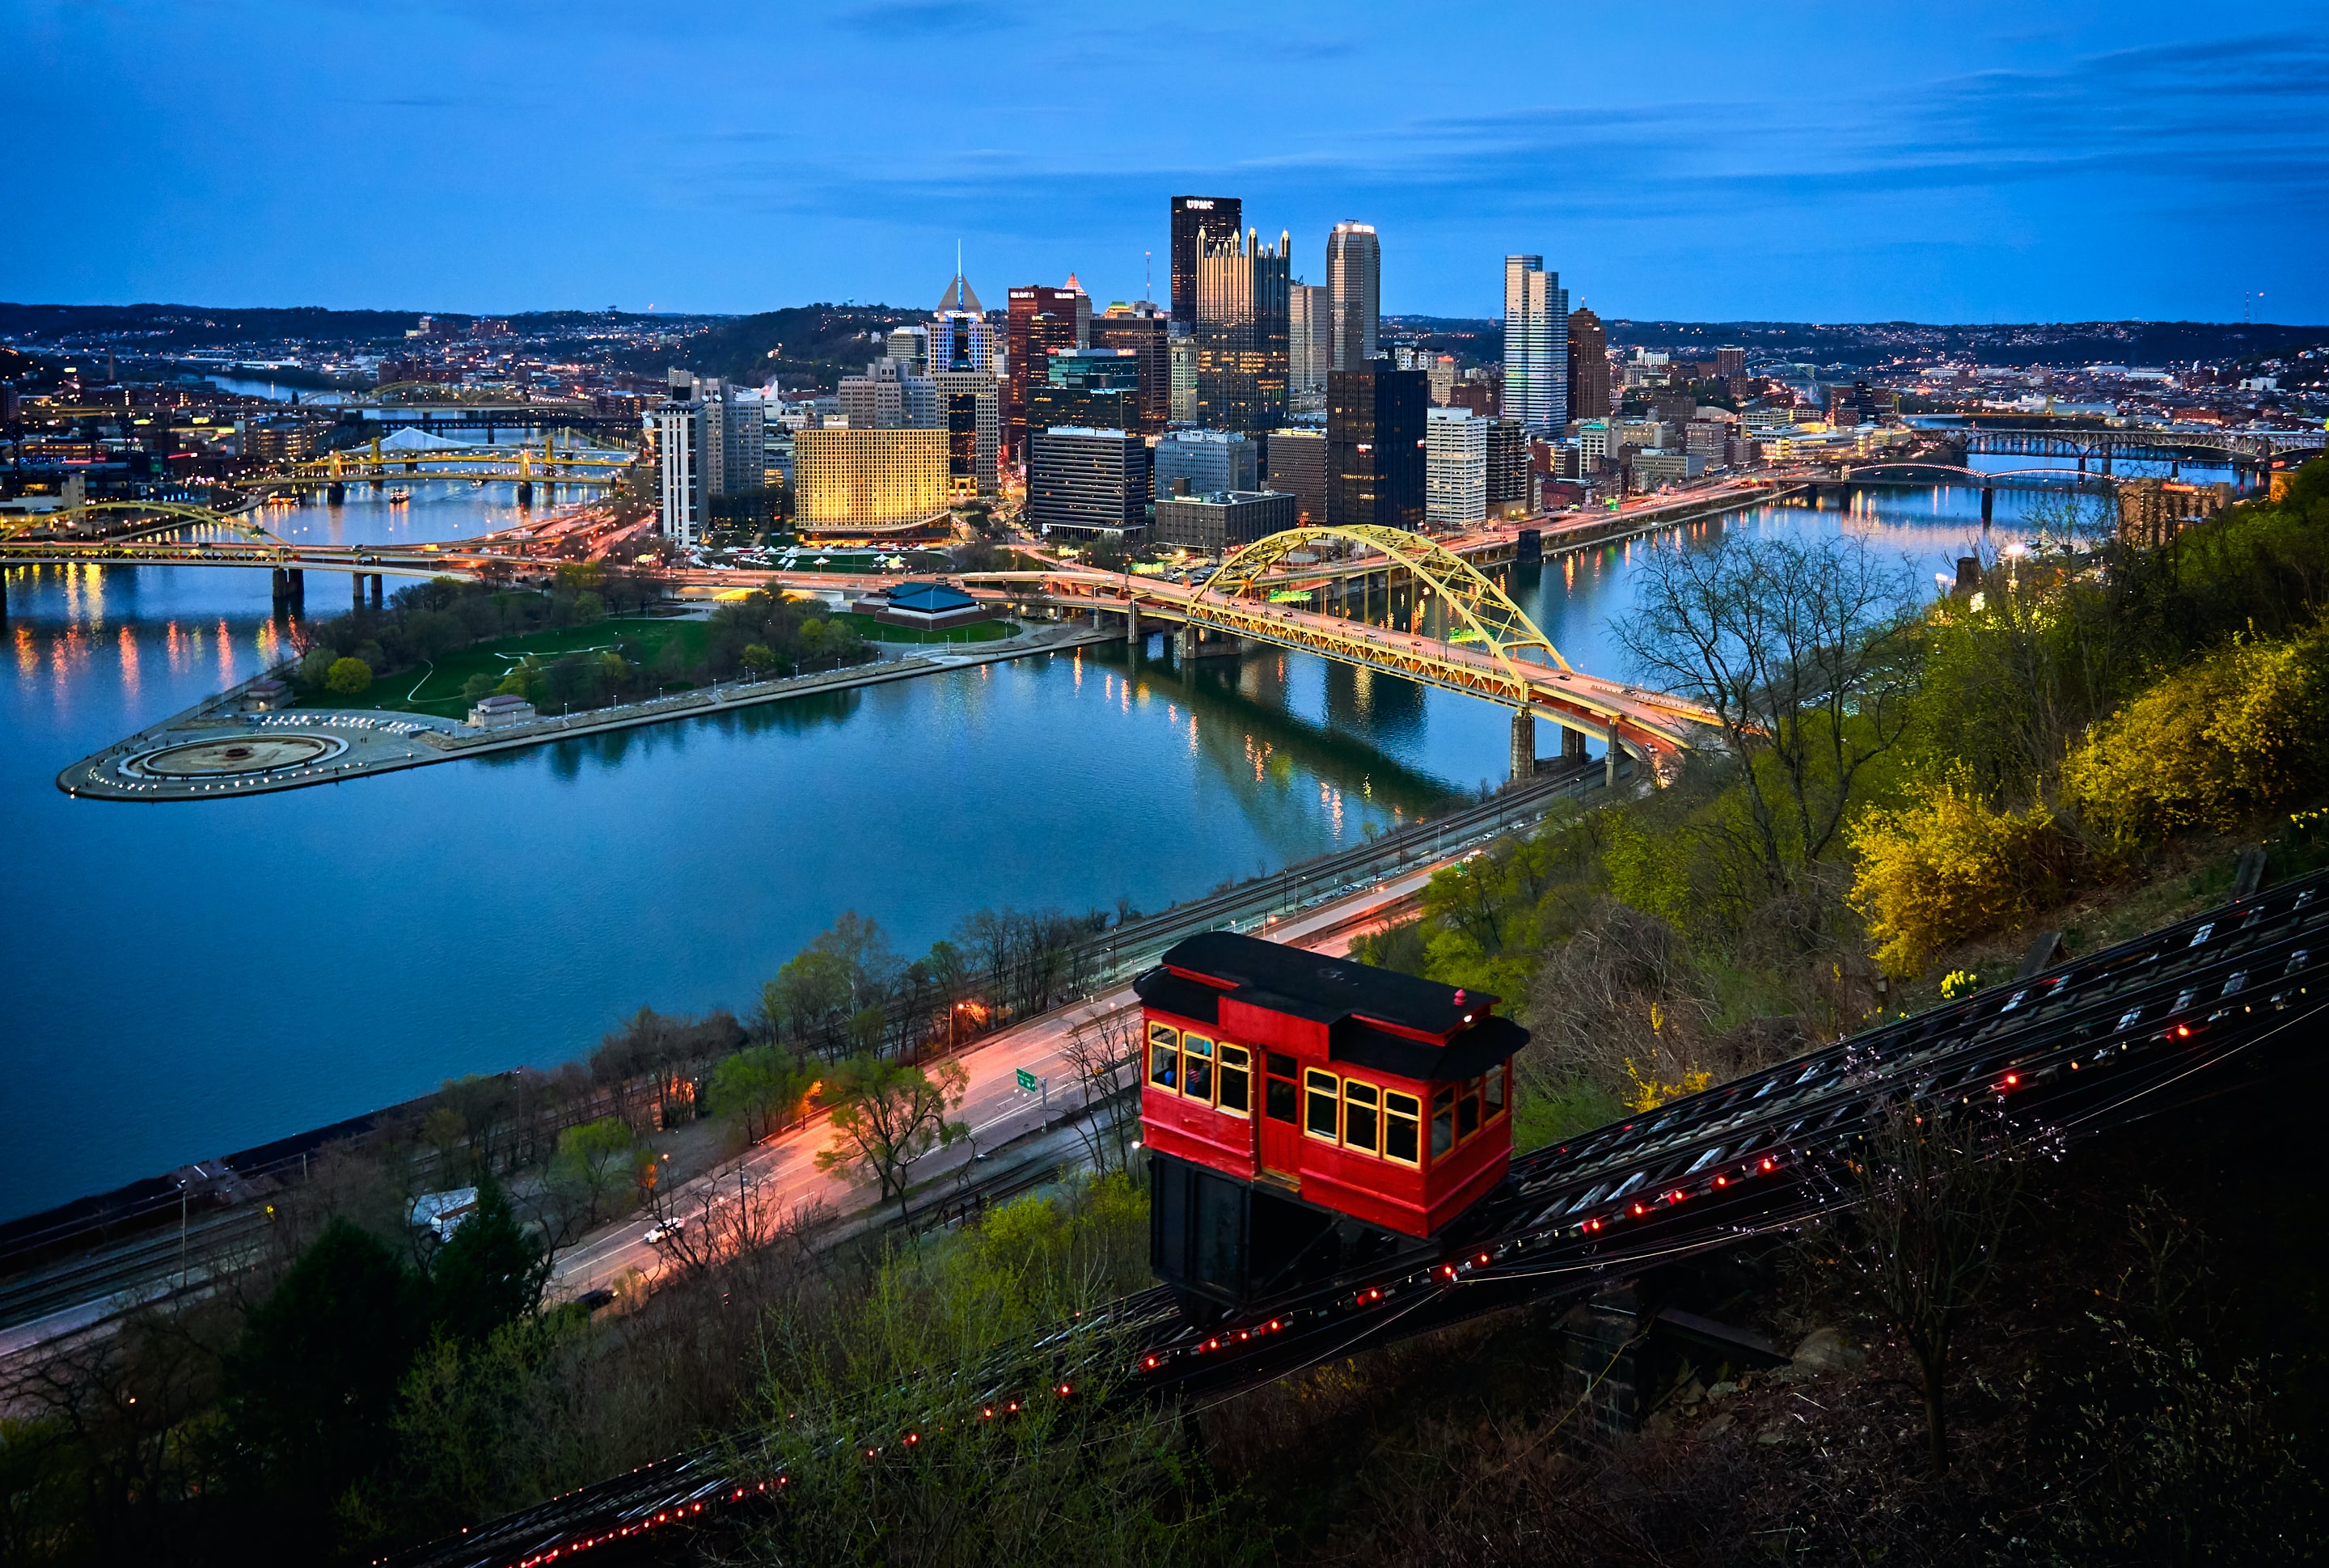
932;264;994;374
1005;280;1087;461
1327;368;1426;532
1287;282;1329;406
1326;222;1380;372
1503;256;1569;434
1170;196;1242;329
1195;227;1290;433
1092;301;1170;432
1567;306;1611;421
1425;406;1487;525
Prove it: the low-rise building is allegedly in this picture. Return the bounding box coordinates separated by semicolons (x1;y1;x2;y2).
863;580;995;631
2119;477;2234;547
1027;427;1151;541
1153;488;1296;555
469;693;537;729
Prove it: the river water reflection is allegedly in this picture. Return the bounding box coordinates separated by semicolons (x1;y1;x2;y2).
3;476;2047;1216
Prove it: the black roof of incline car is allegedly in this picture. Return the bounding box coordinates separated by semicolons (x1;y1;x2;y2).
1138;931;1528;1083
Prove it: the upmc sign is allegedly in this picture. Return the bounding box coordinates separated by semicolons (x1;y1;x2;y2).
1185;199;1215;210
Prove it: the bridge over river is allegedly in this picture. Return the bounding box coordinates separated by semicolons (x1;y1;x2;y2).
31;518;1718;797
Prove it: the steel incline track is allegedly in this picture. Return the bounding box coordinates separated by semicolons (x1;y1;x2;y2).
394;867;2329;1568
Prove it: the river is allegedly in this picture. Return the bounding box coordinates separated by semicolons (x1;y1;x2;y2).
1;462;2185;1219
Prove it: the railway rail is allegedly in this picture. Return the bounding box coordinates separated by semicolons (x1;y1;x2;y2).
395;864;2329;1568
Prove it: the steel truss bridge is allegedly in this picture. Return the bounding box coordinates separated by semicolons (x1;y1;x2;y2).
1959;425;2322;463
246;437;633;492
1836;462;2132;493
393;867;2329;1568
980;524;1719;776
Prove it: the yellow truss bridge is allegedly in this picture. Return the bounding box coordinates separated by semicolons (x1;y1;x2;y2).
987;525;1718;779
244;436;633;492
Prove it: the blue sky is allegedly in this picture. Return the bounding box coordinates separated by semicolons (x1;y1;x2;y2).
6;0;2325;323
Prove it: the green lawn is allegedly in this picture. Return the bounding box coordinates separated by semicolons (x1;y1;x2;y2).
300;617;710;717
837;613;1021;646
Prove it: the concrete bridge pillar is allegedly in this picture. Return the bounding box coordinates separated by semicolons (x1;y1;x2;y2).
1;568;8;623
287;568;304;610
1125;599;1140;648
1562;724;1587;766
1980;484;1994;524
1606;729;1624;788
370;574;384;609
516;481;533;506
327;481;345;505
1509;709;1536;783
353;573;366;611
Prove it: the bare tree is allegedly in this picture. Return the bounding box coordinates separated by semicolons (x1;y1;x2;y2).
1060;1009;1142;1176
1824;1094;2023;1476
1616;532;1917;899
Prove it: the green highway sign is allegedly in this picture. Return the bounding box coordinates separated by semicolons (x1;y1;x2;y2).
1016;1067;1038;1094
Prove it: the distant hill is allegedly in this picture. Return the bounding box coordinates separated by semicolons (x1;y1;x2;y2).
1384;314;2327;370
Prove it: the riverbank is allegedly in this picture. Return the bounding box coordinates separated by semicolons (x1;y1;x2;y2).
56;619;1116;802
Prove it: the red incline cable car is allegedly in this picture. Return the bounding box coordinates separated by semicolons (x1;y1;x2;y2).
1136;932;1528;1316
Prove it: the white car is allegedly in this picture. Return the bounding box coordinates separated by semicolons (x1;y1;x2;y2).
641;1217;687;1245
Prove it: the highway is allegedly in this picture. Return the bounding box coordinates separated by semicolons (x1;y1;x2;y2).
547;856;1462;1303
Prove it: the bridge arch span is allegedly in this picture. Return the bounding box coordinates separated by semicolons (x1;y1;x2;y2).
1202;524;1570;693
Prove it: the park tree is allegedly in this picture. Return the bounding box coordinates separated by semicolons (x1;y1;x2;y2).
814;1054;970;1220
324;655;374;695
1615;532;1916;908
549;1117;649;1230
707;1044;818;1143
224;1219;429;1525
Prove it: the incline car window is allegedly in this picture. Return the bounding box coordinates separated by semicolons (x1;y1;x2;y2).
1342;1080;1380;1154
1148;1023;1180;1090
1430;1086;1456;1159
1264;1052;1297;1122
1216;1044;1251;1114
1182;1034;1215;1102
1304;1069;1339;1138
1383;1090;1422;1164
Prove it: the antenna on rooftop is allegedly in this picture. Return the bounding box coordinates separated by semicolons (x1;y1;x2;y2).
1144;251;1152;303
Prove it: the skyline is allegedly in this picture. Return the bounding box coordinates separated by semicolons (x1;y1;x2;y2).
4;2;2327;324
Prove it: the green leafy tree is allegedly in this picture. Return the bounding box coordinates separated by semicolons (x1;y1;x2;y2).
549;1117;646;1229
740;642;777;675
324;655;373;695
814;1054;969;1220
430;1178;552;1344
706;1045;817;1142
224;1219;428;1530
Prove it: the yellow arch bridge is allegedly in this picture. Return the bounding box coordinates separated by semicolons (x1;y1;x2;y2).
972;524;1716;781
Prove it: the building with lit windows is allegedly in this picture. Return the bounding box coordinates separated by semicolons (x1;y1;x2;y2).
1566;307;1611;421
1326;222;1380;372
1196;228;1290;433
1092;301;1170;432
1005;279;1088;459
1264;427;1325;525
931;370;999;497
1026;426;1150;541
1153;488;1296;555
1170;195;1242;328
1287;282;1329;407
793;428;949;527
1155;429;1257;499
1425;407;1487;525
1327;368;1426;532
1029;347;1143;438
1503;256;1568;434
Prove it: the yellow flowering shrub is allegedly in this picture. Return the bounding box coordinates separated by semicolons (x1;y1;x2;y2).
2063;634;2329;856
1848;776;2069;977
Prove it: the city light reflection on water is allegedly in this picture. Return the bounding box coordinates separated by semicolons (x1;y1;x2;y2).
2;476;2039;1216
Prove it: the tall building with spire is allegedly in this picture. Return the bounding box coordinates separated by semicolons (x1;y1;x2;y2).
1326;222;1380;372
931;254;993;373
1196;227;1290;433
1503;255;1568;434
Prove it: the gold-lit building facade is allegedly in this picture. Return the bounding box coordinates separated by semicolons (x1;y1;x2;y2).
793;429;950;526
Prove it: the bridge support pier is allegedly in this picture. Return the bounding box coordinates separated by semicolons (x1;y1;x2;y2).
287;568;304;611
1562;724;1587;767
1125;600;1140;649
1509;709;1536;784
1980;484;1993;525
370;574;384;609
353;573;366;611
516;481;533;506
1607;732;1623;788
327;482;344;505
